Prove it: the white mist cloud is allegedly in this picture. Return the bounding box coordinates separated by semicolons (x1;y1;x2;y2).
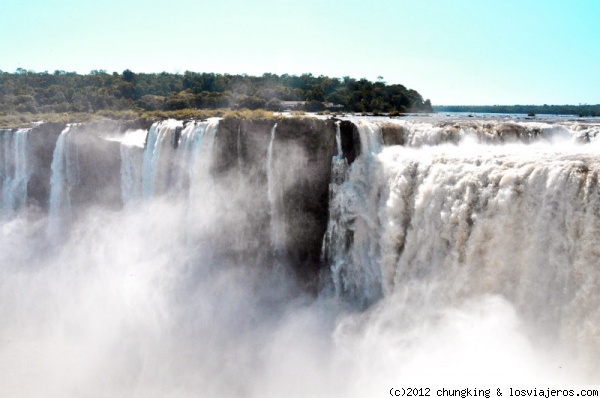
0;199;592;397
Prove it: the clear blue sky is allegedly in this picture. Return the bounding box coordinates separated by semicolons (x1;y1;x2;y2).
1;0;599;105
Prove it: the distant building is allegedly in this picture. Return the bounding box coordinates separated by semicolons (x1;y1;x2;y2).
280;101;343;111
281;101;306;110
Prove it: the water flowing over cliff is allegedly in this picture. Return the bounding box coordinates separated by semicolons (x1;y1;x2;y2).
323;118;600;360
1;116;600;396
0;128;30;216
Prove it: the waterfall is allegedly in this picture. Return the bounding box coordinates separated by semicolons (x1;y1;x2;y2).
141;120;181;198
0;128;31;215
267;123;285;253
321;121;349;289
48;125;79;236
171;121;197;193
323;118;600;355
122;119;219;206
377;144;600;324
321;120;385;304
393;118;586;147
119;129;146;206
187;119;218;203
2;116;600;393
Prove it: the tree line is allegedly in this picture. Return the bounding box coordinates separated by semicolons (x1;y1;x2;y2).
0;68;433;115
434;104;600;117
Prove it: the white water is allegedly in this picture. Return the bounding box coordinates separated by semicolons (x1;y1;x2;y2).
375;143;600;345
0;129;30;215
387;118;593;147
321;121;350;292
323;118;600;375
119;129;146;205
324;120;385;304
48;125;78;236
119;119;220;248
134;119;221;205
186;119;219;205
1;117;600;398
141;120;180;198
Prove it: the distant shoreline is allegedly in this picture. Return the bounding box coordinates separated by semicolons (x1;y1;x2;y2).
434;104;600;117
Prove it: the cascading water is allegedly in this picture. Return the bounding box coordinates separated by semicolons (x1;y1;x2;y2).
322;120;385;304
321;121;350;291
186;119;219;205
0;128;31;215
3;116;600;397
119;129;146;205
141;120;179;198
48;125;79;236
322;117;600;362
172;121;199;193
118;118;220;209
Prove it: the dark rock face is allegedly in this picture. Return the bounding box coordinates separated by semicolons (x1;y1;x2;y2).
215;117;337;287
27;123;65;210
121;118;155;132
339;120;360;164
19;116;363;290
68;123;123;211
380;124;406;146
211;118;276;272
27;121;123;212
274;118;336;284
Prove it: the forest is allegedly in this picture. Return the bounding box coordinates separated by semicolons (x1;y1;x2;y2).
434;104;600;117
0;69;432;117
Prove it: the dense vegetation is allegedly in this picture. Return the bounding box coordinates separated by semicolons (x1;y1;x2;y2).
434;104;600;117
0;69;433;118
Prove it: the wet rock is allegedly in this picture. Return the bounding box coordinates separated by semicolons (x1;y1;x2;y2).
380;124;405;146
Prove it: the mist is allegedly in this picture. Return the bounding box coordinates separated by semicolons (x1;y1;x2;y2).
1;117;599;397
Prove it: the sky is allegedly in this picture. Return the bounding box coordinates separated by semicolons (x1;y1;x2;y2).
1;0;599;105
